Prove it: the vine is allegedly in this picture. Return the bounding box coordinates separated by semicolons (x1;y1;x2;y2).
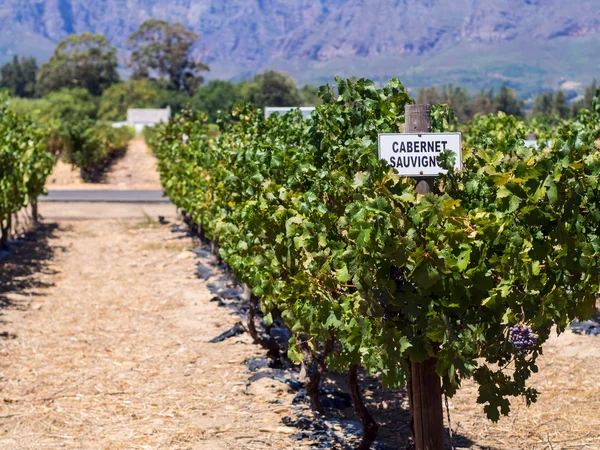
151;80;600;442
0;102;55;247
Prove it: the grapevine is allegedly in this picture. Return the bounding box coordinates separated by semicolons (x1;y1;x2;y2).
0;100;56;247
150;79;600;428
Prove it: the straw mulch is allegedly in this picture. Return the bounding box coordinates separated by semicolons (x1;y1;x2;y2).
447;330;600;449
0;219;311;449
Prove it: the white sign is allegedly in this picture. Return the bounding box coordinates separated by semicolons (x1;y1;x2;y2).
378;133;462;177
264;106;315;119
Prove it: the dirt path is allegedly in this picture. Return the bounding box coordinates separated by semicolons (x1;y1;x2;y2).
47;137;162;190
0;220;309;449
103;136;162;188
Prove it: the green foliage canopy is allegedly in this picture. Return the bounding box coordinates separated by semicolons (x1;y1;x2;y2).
99;80;159;121
61;120;131;181
0;102;55;241
191;80;247;122
417;83;523;121
128;20;208;93
244;70;304;108
151;78;600;421
0;56;37;98
571;80;598;117
8;88;98;124
37;33;120;97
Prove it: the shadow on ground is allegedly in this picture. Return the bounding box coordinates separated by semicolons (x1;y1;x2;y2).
316;370;482;450
0;223;63;314
78;149;128;183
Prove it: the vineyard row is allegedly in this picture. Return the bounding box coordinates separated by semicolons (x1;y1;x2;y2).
0;103;55;247
133;77;600;447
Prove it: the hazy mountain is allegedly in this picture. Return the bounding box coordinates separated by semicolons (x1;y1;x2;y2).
0;0;598;96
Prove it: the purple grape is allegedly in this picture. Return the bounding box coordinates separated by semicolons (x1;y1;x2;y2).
508;324;538;357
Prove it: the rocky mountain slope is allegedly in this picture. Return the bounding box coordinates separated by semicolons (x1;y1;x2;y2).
0;0;599;95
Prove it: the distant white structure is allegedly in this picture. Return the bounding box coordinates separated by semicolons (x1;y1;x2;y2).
523;139;540;149
264;106;315;119
523;139;552;150
113;107;171;133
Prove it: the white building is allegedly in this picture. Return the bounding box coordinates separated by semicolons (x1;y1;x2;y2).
113;107;171;133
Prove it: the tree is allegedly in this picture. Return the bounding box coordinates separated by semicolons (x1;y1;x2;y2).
494;84;524;117
471;89;497;116
300;84;321;106
7;88;98;124
571;80;598;116
191;80;245;122
531;91;570;122
146;79;192;115
44;88;99;123
37;33;119;96
128;20;208;93
416;86;440;105
554;90;569;119
415;84;524;121
99;80;159;121
531;92;554;118
245;70;303;108
416;85;471;121
440;85;471;121
0;56;37;98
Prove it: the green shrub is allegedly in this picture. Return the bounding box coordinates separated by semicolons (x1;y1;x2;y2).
61;120;130;181
0;102;55;246
7;88;98;125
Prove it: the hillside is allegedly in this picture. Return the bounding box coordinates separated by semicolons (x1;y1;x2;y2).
0;0;599;96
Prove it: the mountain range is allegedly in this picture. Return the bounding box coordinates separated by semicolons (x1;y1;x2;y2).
0;0;599;97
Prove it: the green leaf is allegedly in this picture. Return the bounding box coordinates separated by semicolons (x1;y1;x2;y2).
547;181;558;204
406;339;430;362
263;312;273;326
356;229;371;248
150;77;600;424
457;248;470;272
336;265;351;284
426;317;446;342
414;263;441;289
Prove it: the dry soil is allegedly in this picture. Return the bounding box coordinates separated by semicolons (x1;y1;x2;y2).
47;136;162;190
0;219;312;449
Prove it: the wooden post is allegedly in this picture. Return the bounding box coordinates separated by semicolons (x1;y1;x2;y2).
405;104;445;450
405;104;434;195
0;219;8;249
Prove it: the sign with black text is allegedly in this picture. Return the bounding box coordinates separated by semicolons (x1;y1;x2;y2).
378;133;462;176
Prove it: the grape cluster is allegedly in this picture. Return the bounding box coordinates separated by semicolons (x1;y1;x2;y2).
390;265;406;283
508;324;538;357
